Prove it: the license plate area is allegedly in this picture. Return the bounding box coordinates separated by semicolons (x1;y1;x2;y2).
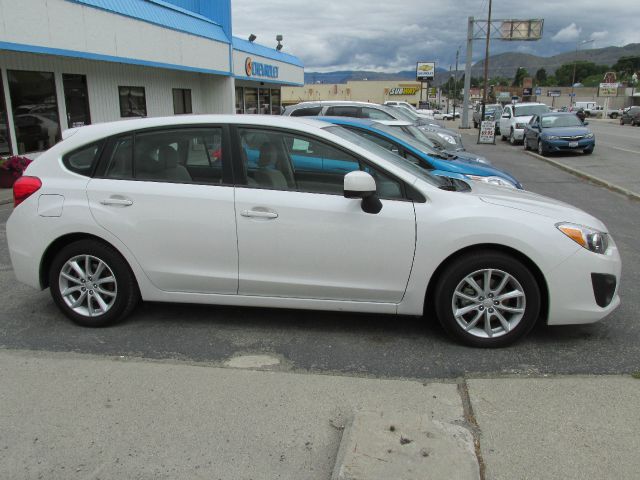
568;141;579;147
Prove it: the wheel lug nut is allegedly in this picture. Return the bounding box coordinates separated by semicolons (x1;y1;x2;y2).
81;287;86;291
479;296;484;301
488;293;494;298
479;306;484;311
89;290;94;295
494;301;499;305
489;308;494;313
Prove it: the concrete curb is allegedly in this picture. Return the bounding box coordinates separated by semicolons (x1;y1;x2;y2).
523;150;640;202
0;188;12;205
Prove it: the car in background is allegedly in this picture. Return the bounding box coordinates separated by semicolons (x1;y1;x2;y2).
619;106;640;126
316;116;522;189
473;103;503;132
433;110;454;121
523;112;595;156
500;103;551;145
7;114;621;347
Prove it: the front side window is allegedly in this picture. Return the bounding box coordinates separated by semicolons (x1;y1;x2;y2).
290;106;322;117
325;106;359;117
172;89;192;115
239;127;404;199
119;86;147;118
8;70;61;153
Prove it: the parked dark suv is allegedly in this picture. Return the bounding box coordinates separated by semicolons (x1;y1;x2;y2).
620;106;640;126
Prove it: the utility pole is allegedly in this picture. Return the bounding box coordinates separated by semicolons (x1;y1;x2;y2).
461;17;474;128
447;65;452;113
453;48;459;118
481;0;493;122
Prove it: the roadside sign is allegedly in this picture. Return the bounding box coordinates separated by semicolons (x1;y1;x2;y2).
547;90;561;97
568;93;576;97
478;120;496;144
416;62;435;80
599;83;618;97
535;87;542;95
522;87;532;96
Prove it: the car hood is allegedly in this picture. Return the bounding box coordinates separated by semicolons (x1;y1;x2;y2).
541;126;591;137
513;115;533;125
472;182;606;230
450;150;491;164
431;157;520;187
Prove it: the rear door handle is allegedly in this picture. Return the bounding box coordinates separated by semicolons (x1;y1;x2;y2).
240;209;278;219
100;197;133;207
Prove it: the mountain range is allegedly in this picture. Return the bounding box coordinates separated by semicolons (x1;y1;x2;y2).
303;43;640;86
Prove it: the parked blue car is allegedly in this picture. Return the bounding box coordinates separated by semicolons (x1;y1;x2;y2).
313;117;523;189
523;112;595;156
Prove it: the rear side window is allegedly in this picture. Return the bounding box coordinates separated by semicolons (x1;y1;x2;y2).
361;107;394;120
290;106;322;117
62;141;104;176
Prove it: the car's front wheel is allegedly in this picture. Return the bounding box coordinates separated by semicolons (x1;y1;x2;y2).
49;239;139;327
537;140;547;156
523;137;530;150
434;250;541;347
509;130;517;145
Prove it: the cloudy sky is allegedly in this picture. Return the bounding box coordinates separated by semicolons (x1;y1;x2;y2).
232;0;640;72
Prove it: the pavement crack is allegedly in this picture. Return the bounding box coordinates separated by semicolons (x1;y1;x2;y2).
457;378;486;480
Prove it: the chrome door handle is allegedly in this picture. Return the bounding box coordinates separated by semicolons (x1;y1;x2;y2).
100;198;133;207
241;209;278;219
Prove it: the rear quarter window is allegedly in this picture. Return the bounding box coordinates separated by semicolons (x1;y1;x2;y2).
290;106;323;117
62;141;105;176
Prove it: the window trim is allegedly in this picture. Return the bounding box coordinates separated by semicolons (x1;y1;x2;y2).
229;124;419;202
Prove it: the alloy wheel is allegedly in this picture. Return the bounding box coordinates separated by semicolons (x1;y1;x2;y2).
451;268;526;339
58;255;118;317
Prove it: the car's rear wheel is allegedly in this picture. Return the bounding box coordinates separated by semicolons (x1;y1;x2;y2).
610;113;618;119
49;239;139;327
434;250;541;348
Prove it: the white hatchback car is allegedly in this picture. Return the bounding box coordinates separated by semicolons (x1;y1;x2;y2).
7;115;621;347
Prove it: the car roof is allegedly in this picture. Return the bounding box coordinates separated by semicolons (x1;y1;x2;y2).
59;115;332;148
289;100;388;108
313;116;412;128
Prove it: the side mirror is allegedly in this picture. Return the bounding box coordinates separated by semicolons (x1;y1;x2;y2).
344;171;382;214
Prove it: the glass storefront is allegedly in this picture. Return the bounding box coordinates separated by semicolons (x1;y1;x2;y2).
0;76;11;155
235;87;281;115
63;74;91;128
8;70;61;154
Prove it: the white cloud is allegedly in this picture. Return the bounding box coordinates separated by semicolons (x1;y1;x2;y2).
590;31;608;41
552;23;582;42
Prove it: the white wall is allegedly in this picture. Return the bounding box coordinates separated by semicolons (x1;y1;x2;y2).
0;51;234;154
0;0;230;73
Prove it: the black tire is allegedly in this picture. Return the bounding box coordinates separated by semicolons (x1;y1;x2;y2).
433;250;541;348
473;121;478;129
583;146;594;155
509;129;518;145
610;113;618;119
537;140;547;156
523;137;530;150
49;239;139;327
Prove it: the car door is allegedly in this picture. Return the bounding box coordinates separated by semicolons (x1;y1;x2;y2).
232;126;416;303
86;126;239;294
525;115;538;145
500;106;512;134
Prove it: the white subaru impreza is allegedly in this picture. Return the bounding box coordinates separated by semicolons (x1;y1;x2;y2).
6;115;621;347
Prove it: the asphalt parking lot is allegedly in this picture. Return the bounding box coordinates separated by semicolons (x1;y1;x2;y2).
0;130;638;379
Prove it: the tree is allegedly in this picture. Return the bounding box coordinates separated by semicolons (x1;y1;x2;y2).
512;67;529;87
612;56;640;78
555;61;609;86
535;68;547;85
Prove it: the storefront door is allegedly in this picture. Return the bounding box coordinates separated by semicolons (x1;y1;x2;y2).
63;74;91;128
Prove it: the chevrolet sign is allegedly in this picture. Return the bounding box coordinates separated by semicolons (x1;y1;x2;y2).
245;57;279;79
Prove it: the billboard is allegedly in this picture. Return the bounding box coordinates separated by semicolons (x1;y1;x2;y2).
416;62;435;80
599;83;618;97
499;19;544;41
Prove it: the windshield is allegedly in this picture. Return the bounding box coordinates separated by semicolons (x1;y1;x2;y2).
372;123;449;159
324;125;447;187
540;115;585;128
388;105;418;122
514;104;550;117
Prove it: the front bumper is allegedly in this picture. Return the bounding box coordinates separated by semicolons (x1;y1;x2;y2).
543;138;595;152
512;128;525;140
546;240;621;325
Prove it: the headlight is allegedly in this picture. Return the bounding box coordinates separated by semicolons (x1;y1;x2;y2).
466;175;517;189
544;135;559;140
436;132;457;145
585;133;594;138
515;122;527;129
556;222;609;254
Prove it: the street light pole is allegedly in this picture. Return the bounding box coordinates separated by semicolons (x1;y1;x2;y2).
570;39;594;107
481;0;493;122
453;47;459;118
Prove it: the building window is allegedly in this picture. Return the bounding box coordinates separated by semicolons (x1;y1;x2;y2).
235;87;244;114
270;89;281;115
0;75;11;155
244;88;258;114
119;86;147;118
63;74;91;128
8;70;61;154
172;88;192;115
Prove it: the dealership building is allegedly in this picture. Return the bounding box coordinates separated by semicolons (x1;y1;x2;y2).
0;0;304;156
